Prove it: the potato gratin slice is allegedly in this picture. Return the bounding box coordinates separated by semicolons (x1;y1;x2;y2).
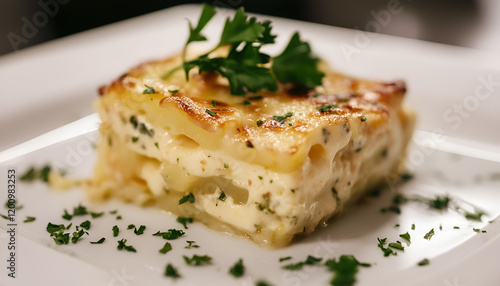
86;48;415;248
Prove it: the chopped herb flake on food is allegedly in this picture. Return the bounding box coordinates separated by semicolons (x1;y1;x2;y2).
183;254;212;266
153;229;185;240
23;216;36;223
325;255;371;286
90;237;105;244
218;191;227;201
112;225;119;237
143;84;155;94
165;263;181;278
256;119;263;126
316;104;338;113
229;259;245;277
417;258;429;266
206;109;217;117
159;242;173;254
399;232;411;243
273;112;293;124
71;229;86;244
134;225;146;235
177;216;193;229
377;237;396;257
185;240;200;249
117;239;137;252
279;256;292;262
179;193;195;205
80;220;91;230
424;228;435;240
90;212;104;218
283;255;322;270
388;241;405;251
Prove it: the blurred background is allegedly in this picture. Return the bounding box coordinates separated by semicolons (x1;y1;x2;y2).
1;0;499;56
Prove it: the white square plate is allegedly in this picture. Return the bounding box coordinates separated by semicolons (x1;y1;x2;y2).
1;4;500;286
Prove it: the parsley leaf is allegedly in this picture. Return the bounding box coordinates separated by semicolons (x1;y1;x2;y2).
177;216;193;229
165;263;181;279
219;8;264;46
283;255;322;270
388;241;405;251
90;212;104;218
417;258;429;266
218;191;226;201
71;229;86;244
273;112;293;124
153;229;185;240
79;220;91;230
46;222;65;234
185;240;200;249
90;237;105;244
117;239;137;252
186;3;216;45
316;104;338;113
179;193;195;205
143;84;155;94
112;225;119;237
272;32;324;90
134;225;146;235
377;237;396;257
424;228;435;240
229;258;245;277
159;242;173;254
325;255;371;286
399;232;411;243
183;254;212;266
23;216;36;223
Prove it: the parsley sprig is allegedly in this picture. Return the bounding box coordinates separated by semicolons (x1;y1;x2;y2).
165;4;324;95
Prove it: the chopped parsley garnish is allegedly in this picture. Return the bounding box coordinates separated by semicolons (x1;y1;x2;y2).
465;210;485;221
242;100;251;105
256;193;275;214
143;84;155;94
134;225;146;235
424;228;435;240
153;229;185;240
179;193;195;205
23;216;36;223
165;263;181;279
183;254;212;266
316;104;338;113
90;212;104;218
129;116;138;128
272;32;324;91
139;123;154;137
177;216;193;229
154;142;159;149
279;256;292;262
229;258;245;277
256;280;274;286
256;119;263;126
80;220;91;230
272;112;293;124
206;109;217;117
218;191;227;201
117;239;137;252
131;136;139;143
473;228;480;233
46;222;65;234
109;210;118;215
90;237;105;244
72;204;88;216
417;258;429;266
283;255;322;270
429;195;451;211
211;100;217;107
20;165;53;183
412;224;416;230
399;232;411;243
112;225;119;237
71;229;86;244
377;237;396;257
325;255;371;286
20;167;36;181
388;241;405;251
454;226;460;229
127;224;135;230
51;231;70;245
185;240;200;249
159;242;173;254
361;116;367;122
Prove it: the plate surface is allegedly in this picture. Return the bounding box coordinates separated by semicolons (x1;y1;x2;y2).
1;4;500;286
